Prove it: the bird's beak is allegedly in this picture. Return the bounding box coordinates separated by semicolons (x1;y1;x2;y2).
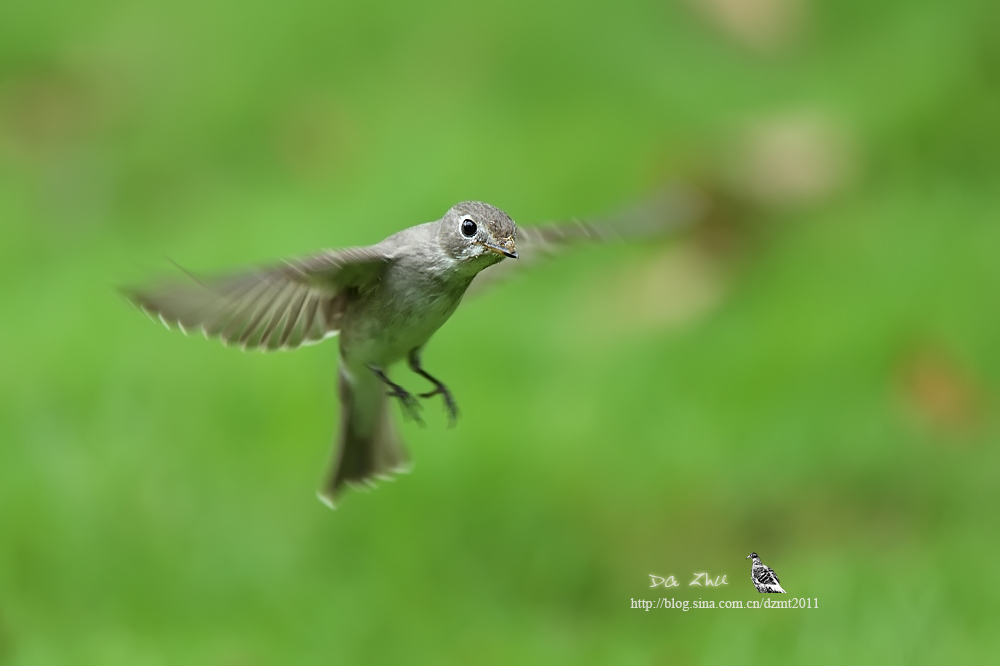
746;554;752;559
484;238;518;259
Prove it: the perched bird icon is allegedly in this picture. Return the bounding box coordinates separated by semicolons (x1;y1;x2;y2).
747;552;786;593
124;190;702;507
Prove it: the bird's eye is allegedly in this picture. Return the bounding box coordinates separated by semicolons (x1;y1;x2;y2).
461;218;477;237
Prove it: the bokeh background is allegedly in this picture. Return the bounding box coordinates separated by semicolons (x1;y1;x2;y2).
2;0;998;663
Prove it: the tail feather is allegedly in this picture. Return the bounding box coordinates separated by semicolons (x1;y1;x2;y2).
318;366;410;508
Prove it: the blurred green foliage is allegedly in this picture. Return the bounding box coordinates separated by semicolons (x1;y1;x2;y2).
2;0;999;663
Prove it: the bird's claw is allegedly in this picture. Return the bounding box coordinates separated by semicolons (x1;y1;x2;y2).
386;386;425;425
419;385;459;427
406;350;460;427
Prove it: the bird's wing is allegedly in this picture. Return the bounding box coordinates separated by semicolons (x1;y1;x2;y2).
124;246;391;351
758;566;781;586
466;184;707;297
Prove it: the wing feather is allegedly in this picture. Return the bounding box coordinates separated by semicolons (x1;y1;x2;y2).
126;247;390;351
277;287;310;349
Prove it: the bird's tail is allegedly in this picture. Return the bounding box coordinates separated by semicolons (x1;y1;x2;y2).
318;365;410;508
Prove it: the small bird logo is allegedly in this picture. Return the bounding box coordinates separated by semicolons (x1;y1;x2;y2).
747;552;786;593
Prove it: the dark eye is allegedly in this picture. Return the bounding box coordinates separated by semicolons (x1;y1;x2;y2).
460;218;477;237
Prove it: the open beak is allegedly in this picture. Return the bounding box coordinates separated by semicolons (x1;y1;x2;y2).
484;238;518;259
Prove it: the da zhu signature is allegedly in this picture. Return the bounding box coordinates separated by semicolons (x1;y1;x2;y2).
649;573;728;588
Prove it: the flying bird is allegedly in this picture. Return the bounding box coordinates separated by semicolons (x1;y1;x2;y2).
125;189;703;507
747;552;786;593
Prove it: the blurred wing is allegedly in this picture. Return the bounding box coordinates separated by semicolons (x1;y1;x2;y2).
467;184;707;297
125;247;391;351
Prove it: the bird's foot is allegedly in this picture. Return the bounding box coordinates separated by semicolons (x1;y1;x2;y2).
386;384;425;424
406;349;459;427
419;383;459;427
368;364;424;425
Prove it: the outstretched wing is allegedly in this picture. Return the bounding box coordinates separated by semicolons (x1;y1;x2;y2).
466;184;708;297
124;247;391;351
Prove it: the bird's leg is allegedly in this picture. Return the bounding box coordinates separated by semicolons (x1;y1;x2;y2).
408;348;459;426
368;364;424;424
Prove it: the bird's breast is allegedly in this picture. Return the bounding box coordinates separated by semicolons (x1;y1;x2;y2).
339;266;470;367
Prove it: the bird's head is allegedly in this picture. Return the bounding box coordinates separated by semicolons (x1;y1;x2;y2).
439;201;518;270
747;553;758;560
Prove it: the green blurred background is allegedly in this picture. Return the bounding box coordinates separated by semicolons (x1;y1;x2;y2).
2;0;998;663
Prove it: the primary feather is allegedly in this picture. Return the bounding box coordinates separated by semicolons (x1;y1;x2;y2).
125;247;390;351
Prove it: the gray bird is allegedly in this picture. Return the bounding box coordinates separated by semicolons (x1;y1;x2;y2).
125;191;703;507
747;552;786;593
